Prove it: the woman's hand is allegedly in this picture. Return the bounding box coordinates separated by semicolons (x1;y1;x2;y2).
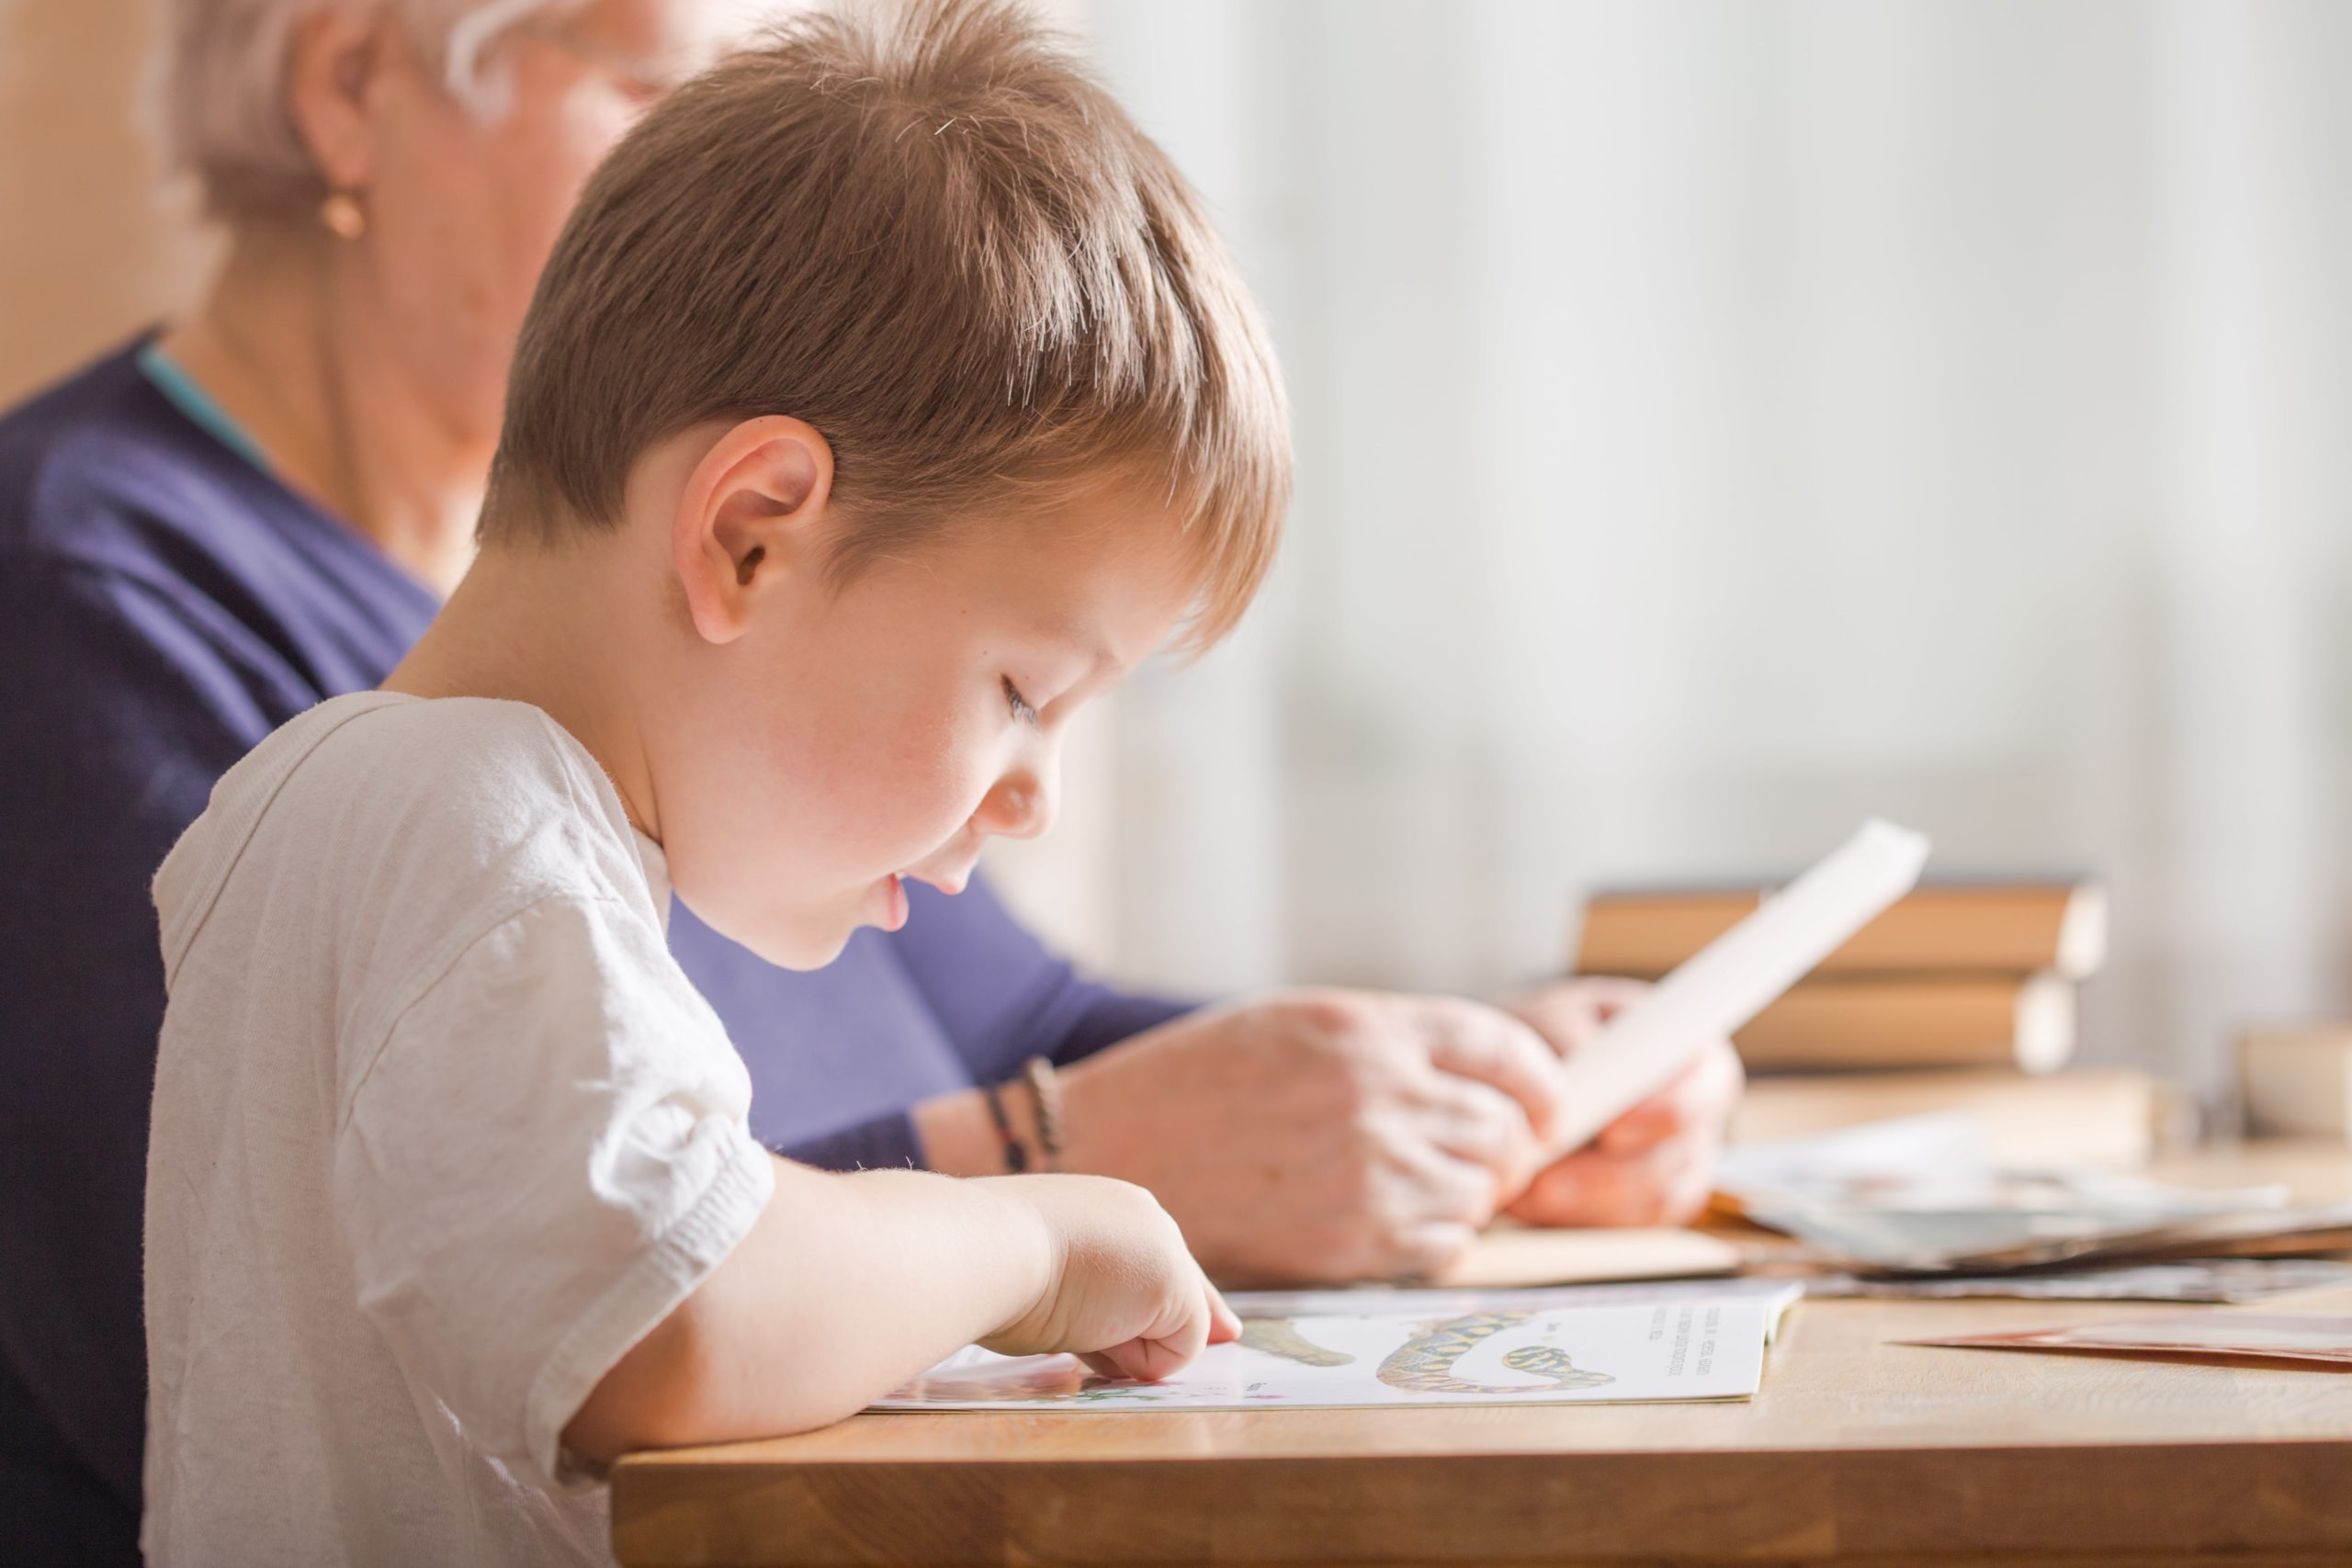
1048;991;1568;1284
976;1173;1239;1381
1502;978;1745;1228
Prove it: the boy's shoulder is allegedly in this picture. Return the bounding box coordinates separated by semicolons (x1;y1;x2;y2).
155;692;662;987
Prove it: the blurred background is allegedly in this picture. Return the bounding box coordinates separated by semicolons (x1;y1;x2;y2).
6;0;2350;1099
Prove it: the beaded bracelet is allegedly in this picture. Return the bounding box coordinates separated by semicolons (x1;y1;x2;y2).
982;1077;1030;1173
1022;1055;1065;1168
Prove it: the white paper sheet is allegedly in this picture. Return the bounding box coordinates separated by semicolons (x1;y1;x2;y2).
1718;1111;2284;1214
1805;1258;2352;1303
1547;818;1931;1157
873;1292;1787;1412
1758;1196;2344;1273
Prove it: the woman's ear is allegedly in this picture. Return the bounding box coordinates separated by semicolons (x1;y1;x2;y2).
284;8;391;200
673;417;836;645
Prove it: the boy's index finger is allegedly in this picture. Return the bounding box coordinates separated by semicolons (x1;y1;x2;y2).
1206;1283;1242;1344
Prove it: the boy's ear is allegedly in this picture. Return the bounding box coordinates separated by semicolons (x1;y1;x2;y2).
672;416;836;645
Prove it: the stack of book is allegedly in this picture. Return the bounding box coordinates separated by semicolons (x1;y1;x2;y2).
2239;1025;2352;1140
1573;878;2108;1077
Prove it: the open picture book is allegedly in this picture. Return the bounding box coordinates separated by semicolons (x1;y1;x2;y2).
875;1280;1803;1412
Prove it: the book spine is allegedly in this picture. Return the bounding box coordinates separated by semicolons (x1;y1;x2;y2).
1729;976;2075;1074
1576;886;2103;981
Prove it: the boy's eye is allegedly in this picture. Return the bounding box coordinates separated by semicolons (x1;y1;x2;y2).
1002;677;1040;728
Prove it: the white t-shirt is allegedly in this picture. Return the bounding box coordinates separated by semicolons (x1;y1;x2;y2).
144;691;775;1567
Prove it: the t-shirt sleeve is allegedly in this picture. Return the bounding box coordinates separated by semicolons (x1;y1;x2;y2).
334;894;775;1490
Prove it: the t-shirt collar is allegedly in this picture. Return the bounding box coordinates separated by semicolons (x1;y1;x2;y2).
628;828;673;931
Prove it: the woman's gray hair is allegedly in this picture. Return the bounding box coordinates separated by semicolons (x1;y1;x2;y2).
153;0;582;219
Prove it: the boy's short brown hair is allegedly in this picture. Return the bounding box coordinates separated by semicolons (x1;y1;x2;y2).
484;0;1288;648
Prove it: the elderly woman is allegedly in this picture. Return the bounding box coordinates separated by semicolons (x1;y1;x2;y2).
0;0;1742;1554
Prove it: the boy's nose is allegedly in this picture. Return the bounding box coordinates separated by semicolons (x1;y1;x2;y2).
977;764;1057;841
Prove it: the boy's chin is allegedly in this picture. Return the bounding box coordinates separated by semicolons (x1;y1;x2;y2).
710;908;858;973
690;882;898;971
745;922;857;972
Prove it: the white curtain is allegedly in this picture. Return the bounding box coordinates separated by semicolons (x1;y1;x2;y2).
981;0;2352;1100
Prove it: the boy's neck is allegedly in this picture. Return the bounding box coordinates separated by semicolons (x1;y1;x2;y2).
382;538;664;840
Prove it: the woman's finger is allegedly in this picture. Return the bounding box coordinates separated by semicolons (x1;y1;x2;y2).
1417;999;1567;1142
1367;1129;1508;1237
1513;976;1651;1058
1412;1072;1539;1183
1510;1137;1704;1227
1388;1218;1481;1280
1598;1037;1743;1155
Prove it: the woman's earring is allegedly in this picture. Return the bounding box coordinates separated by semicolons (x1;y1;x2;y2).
319;191;367;242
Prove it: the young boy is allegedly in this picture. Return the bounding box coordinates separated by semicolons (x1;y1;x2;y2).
140;1;1289;1559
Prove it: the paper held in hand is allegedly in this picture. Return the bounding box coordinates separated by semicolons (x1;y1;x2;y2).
1547;818;1932;1158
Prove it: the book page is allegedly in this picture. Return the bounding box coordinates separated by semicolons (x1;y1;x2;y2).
873;1291;1790;1412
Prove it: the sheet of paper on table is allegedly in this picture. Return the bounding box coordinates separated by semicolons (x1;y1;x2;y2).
1910;1310;2352;1367
1716;1109;2352;1274
874;1284;1803;1413
1804;1258;2352;1303
1756;1196;2352;1274
1719;1110;2281;1217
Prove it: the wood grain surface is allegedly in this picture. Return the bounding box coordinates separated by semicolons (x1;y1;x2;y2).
611;1142;2352;1567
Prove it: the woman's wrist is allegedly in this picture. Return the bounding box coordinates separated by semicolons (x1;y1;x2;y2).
911;1079;1051;1177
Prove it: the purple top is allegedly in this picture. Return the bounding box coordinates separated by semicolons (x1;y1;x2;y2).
0;340;1191;1560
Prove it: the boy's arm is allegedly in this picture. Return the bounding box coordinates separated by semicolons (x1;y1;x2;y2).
563;1160;1045;1461
340;896;1228;1476
563;1159;1234;1463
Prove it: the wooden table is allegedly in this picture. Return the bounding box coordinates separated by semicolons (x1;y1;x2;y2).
611;1143;2352;1567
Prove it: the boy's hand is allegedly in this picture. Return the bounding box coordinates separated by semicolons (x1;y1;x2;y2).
977;1174;1240;1381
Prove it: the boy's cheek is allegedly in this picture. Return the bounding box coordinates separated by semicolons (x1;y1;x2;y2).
654;692;987;949
659;787;927;965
